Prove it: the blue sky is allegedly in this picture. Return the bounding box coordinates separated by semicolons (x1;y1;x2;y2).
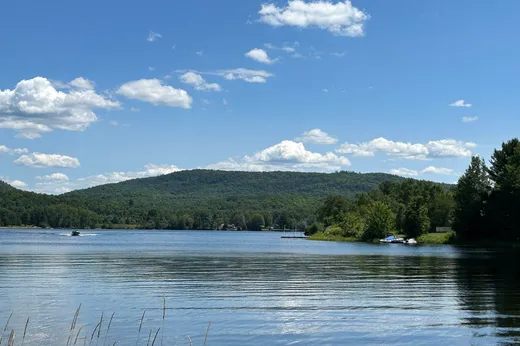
1;0;519;193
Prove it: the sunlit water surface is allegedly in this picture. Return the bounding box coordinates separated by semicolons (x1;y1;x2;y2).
1;229;520;345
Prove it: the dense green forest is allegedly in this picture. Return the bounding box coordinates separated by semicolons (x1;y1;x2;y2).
0;170;405;230
308;138;520;243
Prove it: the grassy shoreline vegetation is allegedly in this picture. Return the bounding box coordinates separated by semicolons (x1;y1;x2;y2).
0;300;212;346
305;138;520;247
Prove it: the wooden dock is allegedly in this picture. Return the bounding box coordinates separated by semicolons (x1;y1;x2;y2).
281;236;308;239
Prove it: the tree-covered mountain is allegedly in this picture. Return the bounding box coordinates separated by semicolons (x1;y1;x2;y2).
1;170;408;229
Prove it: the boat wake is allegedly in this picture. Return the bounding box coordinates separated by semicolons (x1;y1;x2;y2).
60;233;98;237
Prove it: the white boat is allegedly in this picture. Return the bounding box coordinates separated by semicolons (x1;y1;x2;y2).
405;238;417;244
380;235;405;243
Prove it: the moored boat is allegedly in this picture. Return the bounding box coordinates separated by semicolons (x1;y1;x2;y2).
71;230;80;236
380;235;405;243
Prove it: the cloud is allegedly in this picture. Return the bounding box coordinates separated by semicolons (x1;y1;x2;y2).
462;116;478;123
208;140;350;172
148;66;155;72
264;42;300;57
179;72;222;92
130;107;140;112
147;30;162;42
449;100;472;107
36;173;69;181
69;77;95;91
336;137;476;159
245;48;276;64
218;68;273;83
330;52;345;57
0;145;28;155
390;168;419;177
14;153;80;168
116;79;192;108
322;88;329;93
391;166;455;177
178;68;274;84
196;50;204;56
0;77;120;139
295;128;337;144
10;180;28;189
33;164;182;194
420;166;454;175
258;0;369;37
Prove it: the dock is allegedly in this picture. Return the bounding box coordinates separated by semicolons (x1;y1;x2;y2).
281;236;308;239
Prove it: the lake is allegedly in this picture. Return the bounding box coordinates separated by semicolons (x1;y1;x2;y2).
1;229;520;345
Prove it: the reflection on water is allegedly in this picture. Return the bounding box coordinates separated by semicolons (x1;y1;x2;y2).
0;230;520;345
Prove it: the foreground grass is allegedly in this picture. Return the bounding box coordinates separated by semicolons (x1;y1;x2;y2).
308;231;456;245
0;299;211;346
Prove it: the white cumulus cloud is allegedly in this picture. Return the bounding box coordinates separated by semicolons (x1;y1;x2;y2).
14;153;80;168
0;77;120;139
336;137;476;160
420;166;454;175
390;168;419;177
391;166;456;177
116;79;192;109
0;145;28;155
34;164;182;194
245;48;276;64
36;173;69;181
176;69;274;84
258;0;369;37
449;100;472;107
295;129;337;144
179;72;222;92
69;77;95;91
208;140;350;172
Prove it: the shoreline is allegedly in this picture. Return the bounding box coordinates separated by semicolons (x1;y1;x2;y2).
307;232;456;245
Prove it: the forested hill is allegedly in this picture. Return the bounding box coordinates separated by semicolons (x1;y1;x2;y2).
65;170;405;200
1;169;418;229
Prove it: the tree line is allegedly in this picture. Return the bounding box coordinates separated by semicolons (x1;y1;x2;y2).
307;138;520;243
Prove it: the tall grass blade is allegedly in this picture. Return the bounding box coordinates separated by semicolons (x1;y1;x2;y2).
97;312;104;340
74;326;84;345
151;328;160;346
204;321;212;345
146;329;152;346
3;312;13;332
187;336;192;346
71;304;82;331
90;319;102;345
21;317;29;346
161;296;166;346
103;312;114;346
68;304;82;346
135;310;146;346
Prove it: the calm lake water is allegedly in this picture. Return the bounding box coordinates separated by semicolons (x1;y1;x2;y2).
1;229;520;345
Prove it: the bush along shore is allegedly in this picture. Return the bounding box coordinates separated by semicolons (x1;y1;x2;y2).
306;138;520;247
